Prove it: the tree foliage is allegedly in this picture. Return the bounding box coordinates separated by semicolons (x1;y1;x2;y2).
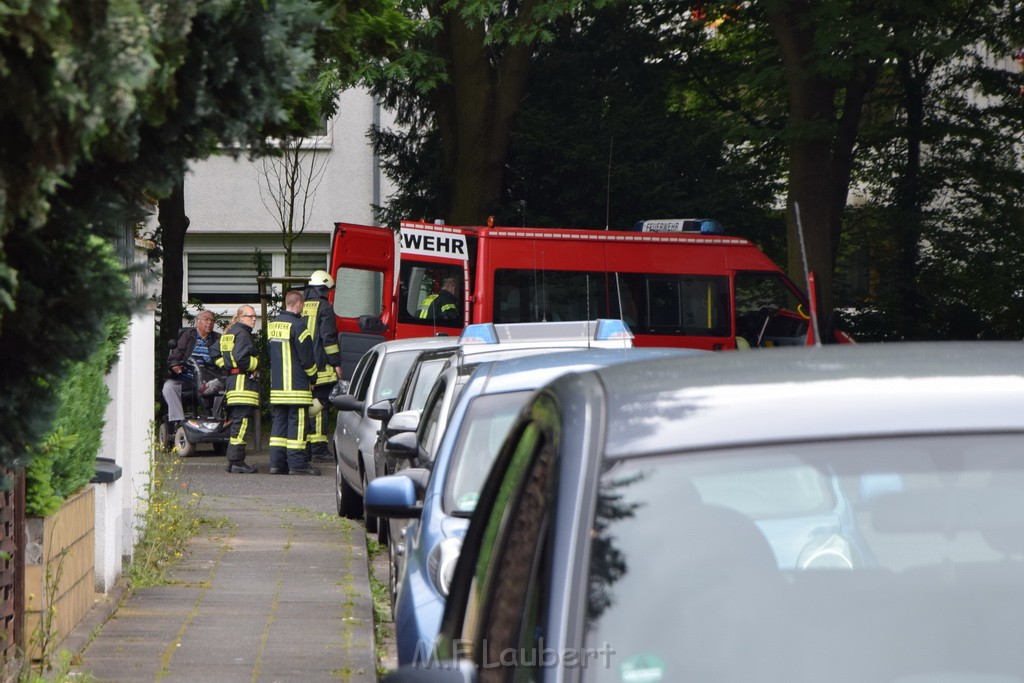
672;0;1024;335
0;0;322;469
25;315;128;516
367;0;615;226
496;0;784;248
254;135;331;277
360;0;1024;340
159;0;413;347
842;2;1024;340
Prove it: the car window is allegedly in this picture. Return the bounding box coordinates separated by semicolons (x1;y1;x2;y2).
582;433;1024;683
347;351;373;396
444;390;532;514
374;350;418;402
417;376;449;465
352;351;378;401
476;421;556;683
407;358;450;411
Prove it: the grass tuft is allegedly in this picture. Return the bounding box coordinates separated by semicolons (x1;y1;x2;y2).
127;450;203;589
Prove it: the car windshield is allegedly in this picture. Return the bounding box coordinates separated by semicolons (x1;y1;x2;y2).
582;433;1024;683
374;350;418;402
443;391;531;515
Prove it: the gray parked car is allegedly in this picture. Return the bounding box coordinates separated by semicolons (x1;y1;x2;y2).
385;341;1024;683
331;337;458;528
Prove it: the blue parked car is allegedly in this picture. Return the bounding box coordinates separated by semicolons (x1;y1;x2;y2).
365;346;699;665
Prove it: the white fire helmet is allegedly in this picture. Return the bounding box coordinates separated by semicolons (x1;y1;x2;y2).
309;270;335;288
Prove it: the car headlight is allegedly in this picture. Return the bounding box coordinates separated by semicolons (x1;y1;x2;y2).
798;534;854;570
427;537;462;597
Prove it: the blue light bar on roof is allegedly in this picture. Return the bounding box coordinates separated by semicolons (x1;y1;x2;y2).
594;319;634;341
633;218;725;234
460;323;499;344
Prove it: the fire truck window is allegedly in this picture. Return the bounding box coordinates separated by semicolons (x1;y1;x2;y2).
641;275;729;336
734;272;808;346
398;261;465;326
734;272;802;315
493;269;609;323
334;268;383;319
494;269;727;336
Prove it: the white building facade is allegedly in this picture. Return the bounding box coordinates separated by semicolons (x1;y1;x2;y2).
182;88;394;318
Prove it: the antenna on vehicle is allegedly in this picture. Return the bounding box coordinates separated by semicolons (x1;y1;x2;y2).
586;273;592;348
605;137;614;230
793;202;822;347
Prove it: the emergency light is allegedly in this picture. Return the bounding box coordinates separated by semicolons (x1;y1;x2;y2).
633;218;725;234
594;319;634;341
459;320;635;347
460;323;500;345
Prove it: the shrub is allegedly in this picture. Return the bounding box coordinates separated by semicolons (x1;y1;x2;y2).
25;316;129;517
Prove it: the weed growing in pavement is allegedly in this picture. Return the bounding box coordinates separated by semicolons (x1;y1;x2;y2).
369;572;390;626
366;536;393;675
128;444;202;589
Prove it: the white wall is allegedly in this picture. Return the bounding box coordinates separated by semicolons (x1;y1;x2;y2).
185;87;393;236
180;87;397;321
97;241;157;592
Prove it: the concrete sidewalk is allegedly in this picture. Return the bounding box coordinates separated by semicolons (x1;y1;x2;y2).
67;444;391;682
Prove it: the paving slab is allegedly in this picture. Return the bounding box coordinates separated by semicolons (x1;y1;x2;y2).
65;446;390;682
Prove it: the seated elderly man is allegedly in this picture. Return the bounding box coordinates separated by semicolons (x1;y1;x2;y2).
162;310;221;434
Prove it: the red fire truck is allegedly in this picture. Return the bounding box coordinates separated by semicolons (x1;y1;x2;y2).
329;218;845;350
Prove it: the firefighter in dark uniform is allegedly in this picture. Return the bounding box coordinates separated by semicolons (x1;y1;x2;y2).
418;275;460;321
268;290;320;475
302;270;342;462
216;305;260;473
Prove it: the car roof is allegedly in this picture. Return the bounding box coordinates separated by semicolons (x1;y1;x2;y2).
469;347;704;395
449;342;653;369
459;320;634;354
371;336;460;355
556;342;1024;458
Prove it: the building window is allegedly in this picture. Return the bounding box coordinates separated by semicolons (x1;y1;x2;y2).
288;252;328;279
187;253;260;304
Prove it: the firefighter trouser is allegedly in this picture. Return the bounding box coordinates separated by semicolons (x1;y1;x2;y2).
270;404;309;471
226;404;254;462
307;384;332;459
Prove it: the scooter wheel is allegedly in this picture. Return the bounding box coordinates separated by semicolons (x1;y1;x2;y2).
175;426;196;457
158;422;173;450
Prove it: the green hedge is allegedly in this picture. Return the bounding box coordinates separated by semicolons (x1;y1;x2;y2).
25;315;129;517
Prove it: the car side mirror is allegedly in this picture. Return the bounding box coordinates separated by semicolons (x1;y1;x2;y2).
367;399;393;422
385;409;420;436
385;430;418;461
364;474;423;519
331;393;364;413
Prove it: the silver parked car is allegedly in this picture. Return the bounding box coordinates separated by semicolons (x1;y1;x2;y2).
331;336;458;528
385;342;1024;683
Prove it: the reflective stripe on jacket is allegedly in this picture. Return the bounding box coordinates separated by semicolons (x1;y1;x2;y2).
218;321;259;406
302;286;340;386
268;311;317;405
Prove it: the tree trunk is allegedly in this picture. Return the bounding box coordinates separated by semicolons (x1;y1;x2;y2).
893;56;926;340
435;3;537;225
770;5;877;319
159;179;189;344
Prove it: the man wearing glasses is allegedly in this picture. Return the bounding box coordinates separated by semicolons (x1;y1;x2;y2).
216;305;260;473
